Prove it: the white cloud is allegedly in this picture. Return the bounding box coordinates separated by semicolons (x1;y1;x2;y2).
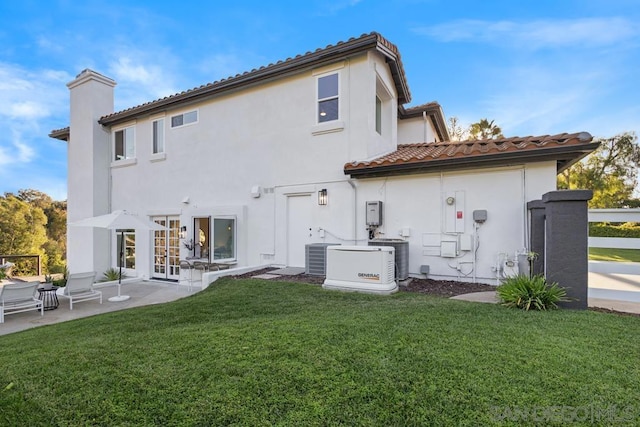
472;64;607;136
104;50;184;111
9;101;50;120
0;63;71;176
0;140;35;166
109;56;177;100
413;17;639;49
198;53;247;81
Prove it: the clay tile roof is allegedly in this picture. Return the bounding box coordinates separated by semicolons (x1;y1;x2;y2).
49;127;70;141
398;101;449;141
344;132;600;177
98;32;411;127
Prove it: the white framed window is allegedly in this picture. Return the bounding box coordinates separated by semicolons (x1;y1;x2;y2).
170;110;198;128
213;217;236;261
114;126;135;161
317;73;339;123
375;96;382;134
152;118;165;154
375;76;393;138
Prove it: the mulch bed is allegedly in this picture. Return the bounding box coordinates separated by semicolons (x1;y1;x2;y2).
233;268;494;297
231;268;640;317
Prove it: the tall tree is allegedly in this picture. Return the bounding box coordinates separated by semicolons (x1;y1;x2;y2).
447;116;468;141
0;194;48;274
558;132;640;208
468;118;504;140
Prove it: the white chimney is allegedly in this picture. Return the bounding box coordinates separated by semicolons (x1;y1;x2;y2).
66;69;116;274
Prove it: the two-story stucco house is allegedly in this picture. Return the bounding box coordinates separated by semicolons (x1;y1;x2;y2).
50;32;599;285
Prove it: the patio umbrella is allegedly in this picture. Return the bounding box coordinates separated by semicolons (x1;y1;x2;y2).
69;210;164;302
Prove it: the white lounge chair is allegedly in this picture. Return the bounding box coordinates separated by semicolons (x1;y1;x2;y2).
56;272;101;310
0;282;44;323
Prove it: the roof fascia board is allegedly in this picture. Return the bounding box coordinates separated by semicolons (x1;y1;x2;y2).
345;142;600;178
100;34;407;127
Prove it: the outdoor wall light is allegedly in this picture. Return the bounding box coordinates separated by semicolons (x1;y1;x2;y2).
318;189;328;206
179;226;187;239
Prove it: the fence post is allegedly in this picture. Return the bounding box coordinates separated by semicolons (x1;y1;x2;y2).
527;199;546;277
542;190;593;309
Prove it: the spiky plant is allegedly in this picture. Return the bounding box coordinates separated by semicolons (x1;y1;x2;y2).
497;274;568;311
101;268;125;282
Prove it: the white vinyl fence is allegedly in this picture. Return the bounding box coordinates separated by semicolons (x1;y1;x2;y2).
588;209;640;274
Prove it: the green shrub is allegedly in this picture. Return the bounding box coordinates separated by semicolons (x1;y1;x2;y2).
589;222;640;238
101;268;125;282
0;267;6;280
497;275;568;311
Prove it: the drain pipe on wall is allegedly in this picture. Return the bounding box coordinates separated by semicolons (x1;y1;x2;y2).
423;111;428;142
347;179;358;243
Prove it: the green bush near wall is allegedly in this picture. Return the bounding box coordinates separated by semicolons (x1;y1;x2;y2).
589;222;640;238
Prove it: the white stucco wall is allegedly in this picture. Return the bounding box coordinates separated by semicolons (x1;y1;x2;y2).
350;162;557;284
66;51;560;284
397;115;439;144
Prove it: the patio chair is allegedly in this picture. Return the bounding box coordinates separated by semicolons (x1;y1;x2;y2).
56;272;101;310
179;260;197;291
0;282;44;323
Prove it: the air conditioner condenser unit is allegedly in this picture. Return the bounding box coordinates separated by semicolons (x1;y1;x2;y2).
322;246;398;295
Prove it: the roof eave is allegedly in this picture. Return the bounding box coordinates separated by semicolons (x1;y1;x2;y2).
100;33;410;127
344;142;601;178
398;104;450;142
49;127;70;141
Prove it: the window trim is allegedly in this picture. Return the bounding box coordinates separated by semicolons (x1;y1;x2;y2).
375;96;382;135
170;110;199;129
113;125;136;162
316;72;340;124
152;117;165;154
212;216;237;262
375;75;393;138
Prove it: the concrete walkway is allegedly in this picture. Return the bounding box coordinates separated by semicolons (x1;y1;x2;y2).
0;280;199;336
452;272;640;315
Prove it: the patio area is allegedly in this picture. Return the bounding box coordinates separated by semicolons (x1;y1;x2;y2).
0;280;199;336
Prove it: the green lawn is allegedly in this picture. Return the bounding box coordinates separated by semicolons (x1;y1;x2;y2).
589;247;640;263
1;278;639;425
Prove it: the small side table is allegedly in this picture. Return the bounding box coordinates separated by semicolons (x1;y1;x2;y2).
38;284;59;311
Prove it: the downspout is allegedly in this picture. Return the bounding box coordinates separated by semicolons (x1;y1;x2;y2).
522;168;528;250
347;179;358;243
422;111;427;142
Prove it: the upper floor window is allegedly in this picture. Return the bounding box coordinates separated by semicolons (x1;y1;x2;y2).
114;126;135;161
317;73;339;123
152;118;165;154
171;110;198;128
375;96;382;134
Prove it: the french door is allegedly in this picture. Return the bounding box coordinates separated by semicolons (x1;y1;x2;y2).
152;216;180;280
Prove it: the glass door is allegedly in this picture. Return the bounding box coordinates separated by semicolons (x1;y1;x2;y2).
153;216;180;280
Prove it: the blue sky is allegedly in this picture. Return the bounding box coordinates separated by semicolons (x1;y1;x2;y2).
1;0;638;200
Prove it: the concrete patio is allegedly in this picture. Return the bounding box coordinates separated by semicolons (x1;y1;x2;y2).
0;280;200;336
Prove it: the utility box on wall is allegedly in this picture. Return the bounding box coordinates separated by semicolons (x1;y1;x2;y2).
444;191;465;233
366;201;383;226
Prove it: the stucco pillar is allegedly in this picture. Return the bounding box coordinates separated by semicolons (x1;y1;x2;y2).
542;190;593;310
66;70;116;274
527;199;546;277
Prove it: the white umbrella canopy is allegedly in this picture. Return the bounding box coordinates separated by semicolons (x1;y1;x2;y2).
69;210;165;302
71;210;165;231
